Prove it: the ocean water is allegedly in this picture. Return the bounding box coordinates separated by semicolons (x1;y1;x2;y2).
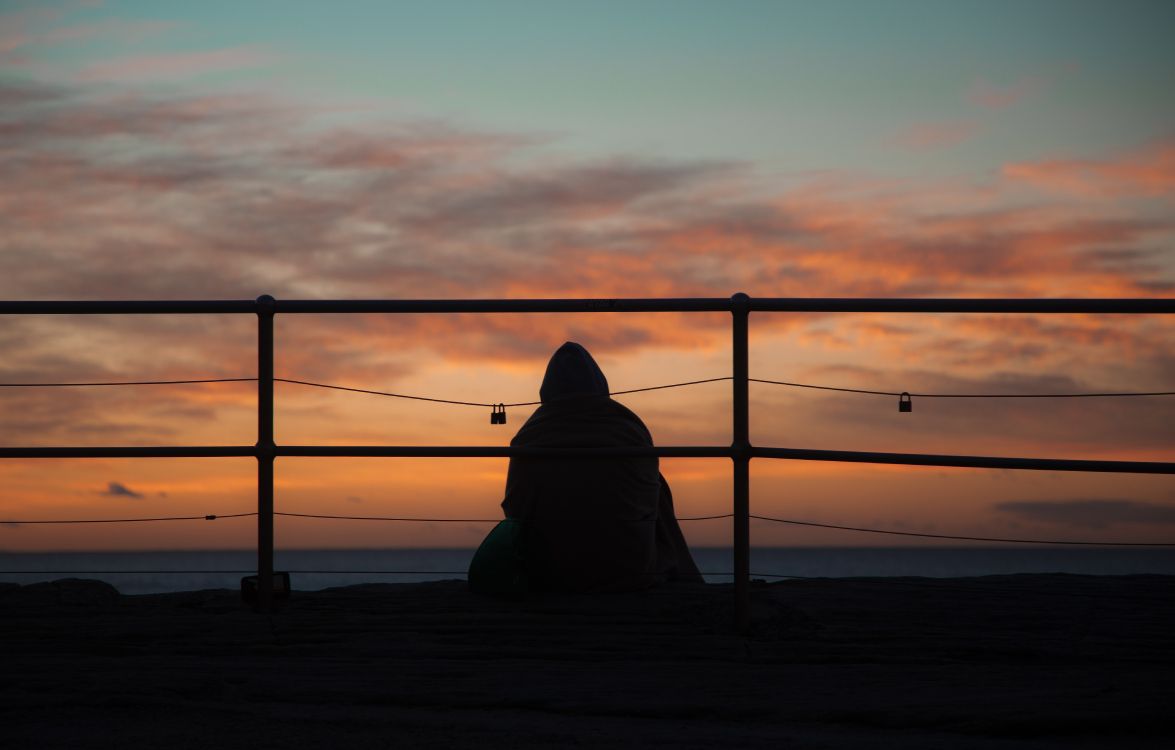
2;547;1175;595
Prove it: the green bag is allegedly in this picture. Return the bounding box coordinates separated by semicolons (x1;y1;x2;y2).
468;518;529;597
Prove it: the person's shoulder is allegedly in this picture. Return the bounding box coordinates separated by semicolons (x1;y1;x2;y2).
602;399;654;443
510;398;653;445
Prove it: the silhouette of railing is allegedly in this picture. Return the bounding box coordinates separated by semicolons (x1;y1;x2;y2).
2;294;1174;629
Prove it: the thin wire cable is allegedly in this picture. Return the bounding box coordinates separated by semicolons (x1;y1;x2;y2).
0;570;793;578
277;512;495;523
281;570;472;576
275;376;733;408
0;512;257;524
750;514;1175;547
2;374;1170;401
270;511;1175;546
7;510;1170;547
0;570;257;574
750;379;894;397
0;378;257;387
749;378;1175;399
605;377;732;400
0;569;735;579
274;511;733;522
275;378;489;407
0;570;467;575
500;377;734;407
271;376;1175;401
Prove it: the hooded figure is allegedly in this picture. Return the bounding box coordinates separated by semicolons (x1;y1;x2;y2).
485;341;700;593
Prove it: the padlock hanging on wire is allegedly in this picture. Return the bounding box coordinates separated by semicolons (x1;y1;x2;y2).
490;403;507;424
898;392;912;413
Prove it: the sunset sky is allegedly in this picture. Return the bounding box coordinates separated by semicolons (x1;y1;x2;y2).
1;0;1172;552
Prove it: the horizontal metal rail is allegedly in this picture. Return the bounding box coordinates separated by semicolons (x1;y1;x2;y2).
3;444;1171;474
748;298;1175;314
3;297;1174;315
0;446;258;458
753;447;1175;474
0;300;259;315
277;445;728;458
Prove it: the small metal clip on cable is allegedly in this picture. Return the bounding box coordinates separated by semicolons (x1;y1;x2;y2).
898;392;912;413
204;515;217;520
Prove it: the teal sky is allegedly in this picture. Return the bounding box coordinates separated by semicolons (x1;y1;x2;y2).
12;0;1175;177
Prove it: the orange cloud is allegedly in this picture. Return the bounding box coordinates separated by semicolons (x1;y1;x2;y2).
1004;140;1175;198
889;120;980;150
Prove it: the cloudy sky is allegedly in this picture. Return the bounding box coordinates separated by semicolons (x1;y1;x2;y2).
1;0;1172;551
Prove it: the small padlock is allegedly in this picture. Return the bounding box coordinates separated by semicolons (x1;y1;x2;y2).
490;404;500;424
898;392;912;413
497;403;506;425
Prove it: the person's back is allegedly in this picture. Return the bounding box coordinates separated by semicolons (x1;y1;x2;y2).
488;342;699;593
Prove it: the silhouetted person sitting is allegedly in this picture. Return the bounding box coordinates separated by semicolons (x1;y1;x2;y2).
469;342;702;595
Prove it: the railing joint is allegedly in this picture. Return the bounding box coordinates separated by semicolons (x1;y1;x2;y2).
731;440;753;462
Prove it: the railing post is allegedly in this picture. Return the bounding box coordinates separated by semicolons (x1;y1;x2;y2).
256;294;276;611
731;292;751;632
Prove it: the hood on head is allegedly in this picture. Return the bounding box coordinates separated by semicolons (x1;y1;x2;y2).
539;342;610;403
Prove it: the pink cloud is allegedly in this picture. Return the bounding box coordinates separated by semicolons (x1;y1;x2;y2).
75;45;279;83
966;64;1076;110
0;9;173;67
42;19;177;45
0;7;61;56
889;120;980;150
967;75;1045;110
1004;140;1175;198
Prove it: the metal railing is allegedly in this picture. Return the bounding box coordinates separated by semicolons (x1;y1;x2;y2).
2;294;1174;629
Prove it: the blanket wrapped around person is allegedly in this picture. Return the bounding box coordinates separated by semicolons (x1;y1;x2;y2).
469;342;702;595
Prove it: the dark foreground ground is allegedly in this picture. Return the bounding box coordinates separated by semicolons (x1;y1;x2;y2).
2;574;1174;749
